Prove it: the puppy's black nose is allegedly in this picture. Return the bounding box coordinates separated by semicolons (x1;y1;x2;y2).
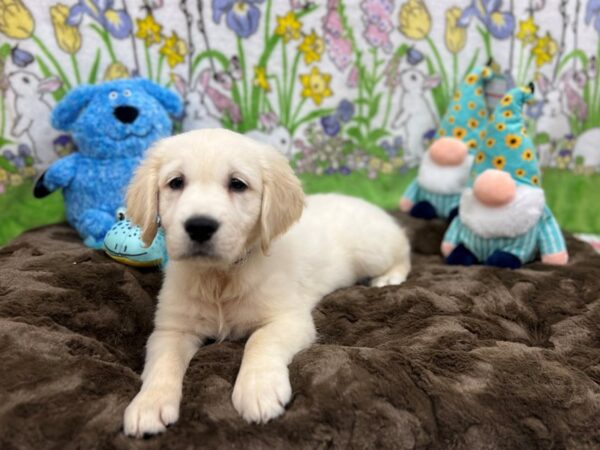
114;105;139;124
184;216;220;243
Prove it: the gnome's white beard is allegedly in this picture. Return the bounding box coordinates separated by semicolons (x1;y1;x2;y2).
460;185;546;238
417;152;474;195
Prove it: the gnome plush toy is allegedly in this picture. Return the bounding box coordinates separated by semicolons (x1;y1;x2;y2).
441;84;568;269
399;64;494;221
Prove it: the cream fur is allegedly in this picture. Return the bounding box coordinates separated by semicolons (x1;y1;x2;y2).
460;185;546;238
417;151;474;194
123;129;411;437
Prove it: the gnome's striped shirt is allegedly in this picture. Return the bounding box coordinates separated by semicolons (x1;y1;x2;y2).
403;179;461;219
444;206;567;263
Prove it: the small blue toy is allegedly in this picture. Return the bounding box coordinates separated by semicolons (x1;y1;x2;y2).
103;208;168;268
34;78;182;248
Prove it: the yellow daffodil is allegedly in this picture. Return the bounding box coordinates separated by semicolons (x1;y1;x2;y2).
516;17;537;44
298;30;324;65
532;32;557;67
445;7;466;54
398;0;431;40
300;66;332;106
160;31;187;68
275;11;302;43
253;66;271;92
0;0;34;39
104;61;129;80
136;14;162;47
50;4;81;55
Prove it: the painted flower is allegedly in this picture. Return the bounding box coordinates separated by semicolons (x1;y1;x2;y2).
275;11;302;42
321;115;340;136
10;173;23;186
380;136;403;158
67;0;132;39
51;4;82;55
458;0;515;40
492;155;506;169
516;17;538;44
406;47;424;65
53;135;77;157
212;0;264;38
346;66;358;87
445;7;466;54
585;0;600;35
103;61;129;80
300;66;332;106
136;13;162;47
337;99;354;122
298;30;324;64
11;46;33;67
0;168;6;182
398;0;431;40
532;32;557;67
160;31;187;68
0;0;34;39
253;66;270;91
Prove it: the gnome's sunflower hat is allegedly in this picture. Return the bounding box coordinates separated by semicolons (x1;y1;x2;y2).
471;84;541;187
436;64;495;153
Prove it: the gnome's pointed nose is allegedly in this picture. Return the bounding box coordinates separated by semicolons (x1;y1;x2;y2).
473;169;517;207
428;137;468;166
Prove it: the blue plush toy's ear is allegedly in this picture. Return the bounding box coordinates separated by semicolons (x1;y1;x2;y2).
138;78;183;116
51;85;98;131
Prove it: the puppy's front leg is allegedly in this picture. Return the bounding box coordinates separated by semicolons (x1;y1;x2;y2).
123;329;201;438
232;312;316;423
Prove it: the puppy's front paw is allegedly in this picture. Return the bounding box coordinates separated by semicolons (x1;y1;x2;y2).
123;387;180;438
232;364;291;423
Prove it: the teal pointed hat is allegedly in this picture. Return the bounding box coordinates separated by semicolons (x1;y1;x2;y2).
471;84;541;188
436;63;494;152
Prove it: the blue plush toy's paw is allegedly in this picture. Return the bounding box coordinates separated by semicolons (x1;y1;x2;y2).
33;172;51;198
485;251;522;269
78;209;116;248
83;236;105;249
447;207;459;224
446;244;479;266
410;201;438;220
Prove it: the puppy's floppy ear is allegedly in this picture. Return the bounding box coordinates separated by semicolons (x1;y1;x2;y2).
260;146;304;253
51;85;97;131
138;78;183;116
126;145;162;246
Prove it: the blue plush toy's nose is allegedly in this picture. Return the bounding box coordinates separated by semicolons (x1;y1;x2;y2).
114;105;139;124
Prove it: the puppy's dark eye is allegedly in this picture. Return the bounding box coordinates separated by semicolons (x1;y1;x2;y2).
229;177;247;192
168;176;184;190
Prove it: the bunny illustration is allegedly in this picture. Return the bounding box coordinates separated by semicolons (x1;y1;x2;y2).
245;112;293;158
197;68;242;124
535;73;571;167
172;73;221;131
392;68;440;165
8;70;62;165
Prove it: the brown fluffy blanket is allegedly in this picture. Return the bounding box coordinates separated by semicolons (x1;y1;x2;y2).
1;215;600;449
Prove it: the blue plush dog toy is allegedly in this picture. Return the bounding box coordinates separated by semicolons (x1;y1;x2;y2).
34;78;182;248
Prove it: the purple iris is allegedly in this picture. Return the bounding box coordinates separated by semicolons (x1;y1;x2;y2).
337;99;355;122
585;0;600;35
406;47;424;65
67;0;132;39
321;115;341;137
458;0;515;39
3;150;24;169
11;47;34;68
212;0;264;38
380;136;403;157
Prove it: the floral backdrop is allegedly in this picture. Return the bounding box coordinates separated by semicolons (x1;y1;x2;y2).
1;0;600;244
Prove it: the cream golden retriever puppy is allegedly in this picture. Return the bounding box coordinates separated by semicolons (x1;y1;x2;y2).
123;129;411;437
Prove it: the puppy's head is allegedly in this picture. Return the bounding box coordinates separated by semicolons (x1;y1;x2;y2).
126;129;304;265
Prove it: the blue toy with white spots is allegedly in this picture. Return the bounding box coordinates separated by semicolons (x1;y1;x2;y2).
103;208;168;268
34;78;182;248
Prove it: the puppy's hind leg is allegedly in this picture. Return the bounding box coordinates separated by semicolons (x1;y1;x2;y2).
370;237;411;287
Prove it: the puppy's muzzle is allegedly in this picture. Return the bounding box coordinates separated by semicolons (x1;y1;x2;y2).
184;216;220;243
